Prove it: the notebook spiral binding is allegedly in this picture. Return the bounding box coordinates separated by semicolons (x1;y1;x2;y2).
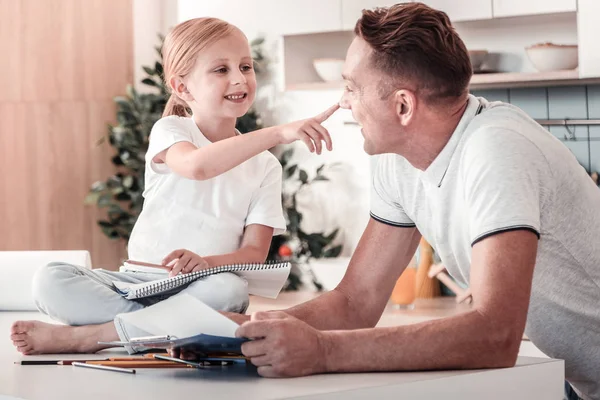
136;261;290;298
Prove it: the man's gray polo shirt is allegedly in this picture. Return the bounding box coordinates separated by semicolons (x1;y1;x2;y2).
371;94;600;399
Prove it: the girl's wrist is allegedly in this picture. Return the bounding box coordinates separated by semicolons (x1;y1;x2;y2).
265;125;284;146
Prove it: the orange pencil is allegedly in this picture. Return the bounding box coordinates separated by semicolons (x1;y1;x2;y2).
86;360;191;368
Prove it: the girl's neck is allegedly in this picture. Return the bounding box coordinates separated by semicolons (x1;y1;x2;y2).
191;110;237;143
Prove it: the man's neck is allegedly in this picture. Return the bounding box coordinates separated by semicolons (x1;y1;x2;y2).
401;98;469;171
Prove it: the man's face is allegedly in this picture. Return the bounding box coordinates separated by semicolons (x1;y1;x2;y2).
339;37;403;155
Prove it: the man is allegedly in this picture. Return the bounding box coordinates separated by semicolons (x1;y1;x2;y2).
234;3;600;399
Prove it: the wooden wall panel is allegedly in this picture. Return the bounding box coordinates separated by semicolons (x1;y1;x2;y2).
0;0;22;101
0;105;39;248
81;0;134;100
0;0;131;269
20;0;133;102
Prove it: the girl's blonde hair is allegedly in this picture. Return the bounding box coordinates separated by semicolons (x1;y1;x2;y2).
161;18;237;117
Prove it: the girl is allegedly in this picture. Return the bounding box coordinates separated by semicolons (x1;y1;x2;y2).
10;17;339;355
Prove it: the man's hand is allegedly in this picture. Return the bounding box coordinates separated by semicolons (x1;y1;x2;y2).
162;249;211;277
277;104;339;154
235;311;328;378
221;311;251;325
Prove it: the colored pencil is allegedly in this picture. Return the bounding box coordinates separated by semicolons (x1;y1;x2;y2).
72;361;135;374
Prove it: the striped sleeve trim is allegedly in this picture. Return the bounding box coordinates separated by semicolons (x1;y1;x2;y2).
370;212;416;228
471;225;540;247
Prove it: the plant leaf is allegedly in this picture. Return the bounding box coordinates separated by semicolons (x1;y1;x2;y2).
284;164;298;178
280;148;293;166
83;192;100;205
324;245;343;258
141;78;160;88
299;170;308;184
325;228;339;241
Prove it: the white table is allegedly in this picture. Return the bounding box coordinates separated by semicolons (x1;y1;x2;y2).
0;294;564;399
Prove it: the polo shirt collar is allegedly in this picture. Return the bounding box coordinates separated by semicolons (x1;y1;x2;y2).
422;94;483;187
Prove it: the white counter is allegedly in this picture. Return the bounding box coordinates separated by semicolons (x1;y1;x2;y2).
0;293;563;399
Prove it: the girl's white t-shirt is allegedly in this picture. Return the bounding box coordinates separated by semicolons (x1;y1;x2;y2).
125;116;286;272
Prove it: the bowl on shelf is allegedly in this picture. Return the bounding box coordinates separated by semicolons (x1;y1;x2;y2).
313;58;345;82
468;50;488;73
525;43;578;72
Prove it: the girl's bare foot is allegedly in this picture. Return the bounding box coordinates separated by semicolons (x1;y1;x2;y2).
10;320;118;355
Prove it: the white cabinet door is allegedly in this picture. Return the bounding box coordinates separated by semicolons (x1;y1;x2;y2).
578;0;600;78
423;0;493;22
177;0;262;37
492;0;577;18
342;0;404;30
264;0;343;35
178;0;343;37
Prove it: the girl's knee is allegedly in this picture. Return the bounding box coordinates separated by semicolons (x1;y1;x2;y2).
31;262;79;308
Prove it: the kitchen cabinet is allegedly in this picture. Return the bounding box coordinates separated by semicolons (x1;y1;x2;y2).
178;0;343;37
492;0;577;18
423;0;493;22
260;0;343;35
577;0;600;78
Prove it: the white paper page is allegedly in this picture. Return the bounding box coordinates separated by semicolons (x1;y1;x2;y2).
117;294;240;338
238;263;291;298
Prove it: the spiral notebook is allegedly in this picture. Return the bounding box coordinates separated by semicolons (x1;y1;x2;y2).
113;261;291;300
98;294;249;354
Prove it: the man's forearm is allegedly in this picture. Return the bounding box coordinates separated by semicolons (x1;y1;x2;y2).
321;309;521;373
284;287;375;330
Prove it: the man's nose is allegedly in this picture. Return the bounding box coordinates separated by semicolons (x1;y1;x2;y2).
339;93;350;109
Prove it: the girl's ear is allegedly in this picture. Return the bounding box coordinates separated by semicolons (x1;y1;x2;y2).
169;76;194;102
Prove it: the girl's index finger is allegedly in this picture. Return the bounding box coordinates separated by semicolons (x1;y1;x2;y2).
314;103;340;123
162;249;184;265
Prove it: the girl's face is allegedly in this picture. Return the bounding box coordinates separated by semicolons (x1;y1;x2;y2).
184;29;257;119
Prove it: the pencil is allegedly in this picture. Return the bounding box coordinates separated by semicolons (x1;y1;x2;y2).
86;360;190;368
17;359;110;365
72;361;135;374
15;360;61;365
124;259;172;271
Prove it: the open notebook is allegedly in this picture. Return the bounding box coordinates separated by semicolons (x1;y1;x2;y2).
99;294;248;354
113;261;291;300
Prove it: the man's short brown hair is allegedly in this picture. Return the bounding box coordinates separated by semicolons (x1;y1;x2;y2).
355;2;472;103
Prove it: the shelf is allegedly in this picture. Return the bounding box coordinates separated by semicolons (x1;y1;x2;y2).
469;69;600;89
286;70;600;92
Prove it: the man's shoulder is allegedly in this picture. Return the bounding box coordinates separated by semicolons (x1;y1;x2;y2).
462;106;551;162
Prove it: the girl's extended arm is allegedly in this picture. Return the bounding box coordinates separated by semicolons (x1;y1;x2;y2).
156;104;339;180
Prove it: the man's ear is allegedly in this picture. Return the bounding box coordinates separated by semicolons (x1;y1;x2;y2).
394;89;416;125
169;76;194;102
